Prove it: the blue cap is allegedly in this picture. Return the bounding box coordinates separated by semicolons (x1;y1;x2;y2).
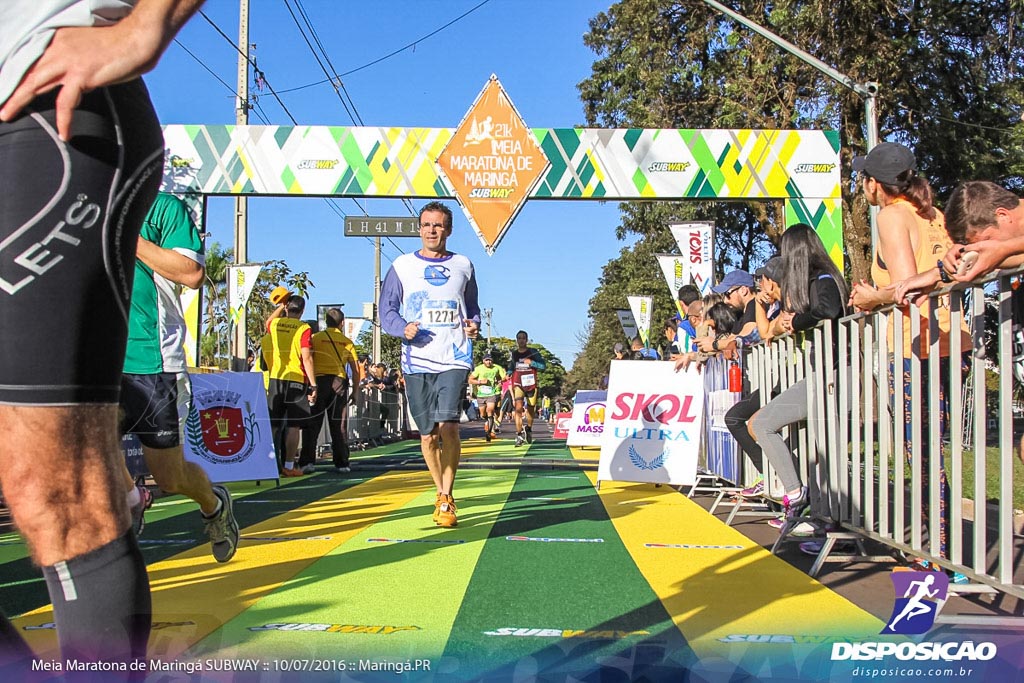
711;269;755;294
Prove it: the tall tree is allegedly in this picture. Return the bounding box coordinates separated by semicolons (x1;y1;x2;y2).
199;251;313;368
570;0;1023;380
200;242;231;368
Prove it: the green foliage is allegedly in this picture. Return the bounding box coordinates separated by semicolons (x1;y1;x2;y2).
355;327;403;369
198;244;313;368
570;0;1024;384
199;242;231;368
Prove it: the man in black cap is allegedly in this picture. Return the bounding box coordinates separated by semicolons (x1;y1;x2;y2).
699;269;758;353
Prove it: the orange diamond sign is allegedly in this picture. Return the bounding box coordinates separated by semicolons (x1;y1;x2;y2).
437;75;549;255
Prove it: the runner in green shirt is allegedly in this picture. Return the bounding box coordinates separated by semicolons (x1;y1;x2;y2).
468;354;506;442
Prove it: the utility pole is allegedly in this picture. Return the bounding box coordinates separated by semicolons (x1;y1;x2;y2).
231;0;250;371
482;308;493;349
700;0;880;248
372;237;381;364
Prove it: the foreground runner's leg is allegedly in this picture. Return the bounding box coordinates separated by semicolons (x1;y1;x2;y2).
0;406;151;662
0;80;164;662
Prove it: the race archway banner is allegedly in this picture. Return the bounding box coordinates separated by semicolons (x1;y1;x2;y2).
160;76;842;259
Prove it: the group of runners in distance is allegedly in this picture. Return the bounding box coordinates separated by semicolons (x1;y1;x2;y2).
468;331;547;447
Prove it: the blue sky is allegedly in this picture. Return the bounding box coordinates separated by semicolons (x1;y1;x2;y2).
145;0;639;365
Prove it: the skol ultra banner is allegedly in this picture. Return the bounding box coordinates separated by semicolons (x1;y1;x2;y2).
615;309;639;342
627;296;653;346
566;390;607;448
436;75;550;254
669;222;714;296
598;361;704;486
227;264;263;326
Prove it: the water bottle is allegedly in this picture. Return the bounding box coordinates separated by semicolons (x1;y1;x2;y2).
728;361;742;393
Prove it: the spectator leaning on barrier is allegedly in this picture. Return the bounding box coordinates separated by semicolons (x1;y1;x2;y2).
748;224;848;521
848;142;964;559
662;317;684;358
937;180;1024;282
725;255;786;498
697;270;757;356
935;181;1024;474
753;256;785;342
676;283;703;350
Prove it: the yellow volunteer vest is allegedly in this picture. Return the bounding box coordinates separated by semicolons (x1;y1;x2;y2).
262;318;310;382
311;328;356;378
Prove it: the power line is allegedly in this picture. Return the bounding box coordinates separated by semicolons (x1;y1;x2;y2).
197;8;373;218
282;0;359;125
276;0;493;95
198;9;300;125
282;0;417;221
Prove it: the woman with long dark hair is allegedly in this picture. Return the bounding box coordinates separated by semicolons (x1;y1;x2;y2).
747;224;847;515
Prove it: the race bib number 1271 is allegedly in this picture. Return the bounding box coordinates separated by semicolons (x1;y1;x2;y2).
422;299;459;329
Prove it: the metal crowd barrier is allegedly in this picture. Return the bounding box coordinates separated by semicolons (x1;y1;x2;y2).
343;387;404;449
743;266;1023;605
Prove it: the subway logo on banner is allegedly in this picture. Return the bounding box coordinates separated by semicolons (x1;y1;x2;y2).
468;188;514;198
297;159;340;170
648;161;690;172
793;163;836;173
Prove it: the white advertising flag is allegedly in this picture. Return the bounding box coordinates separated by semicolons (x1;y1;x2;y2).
227;264;263;325
344;317;369;341
598;360;704;486
626;296;653;346
668;221;715;295
615;309;639;342
656;253;689;317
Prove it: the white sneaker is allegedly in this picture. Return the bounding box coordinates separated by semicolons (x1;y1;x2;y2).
301;464;316;474
335;466;351;473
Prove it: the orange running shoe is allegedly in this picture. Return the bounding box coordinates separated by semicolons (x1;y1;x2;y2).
436;494;458;528
432;492;443;523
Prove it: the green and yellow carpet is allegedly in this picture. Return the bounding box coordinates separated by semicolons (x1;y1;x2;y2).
2;431;883;681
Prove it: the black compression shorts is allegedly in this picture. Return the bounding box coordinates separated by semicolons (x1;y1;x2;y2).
0;80;164;405
120;372;182;450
